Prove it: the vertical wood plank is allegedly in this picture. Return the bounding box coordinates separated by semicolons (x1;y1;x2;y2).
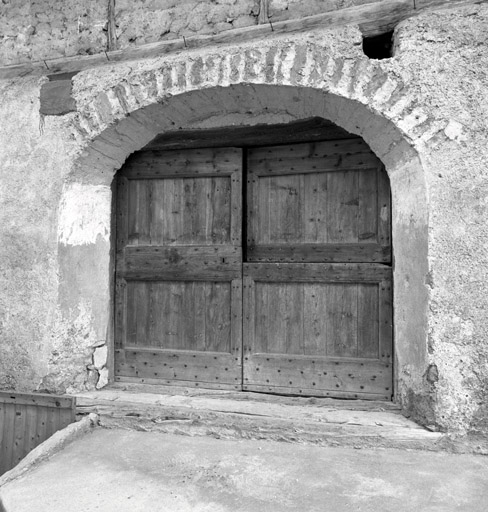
358;169;378;244
171;178;184;244
379;277;393;364
149;179;166;245
377;165;391;250
128;180;151;245
24;404;38;457
230;278;243;383
128;282;150;347
180;282;195;350
193;282;207;351
269;175;302;243
192;177;207;244
116;177;129;254
303;172;328;244
205;283;231;352
285;283;303;355
327;171;359;243
1;403;10;473
159;282;173;349
3;404;16;472
114;278;126;349
210;176;232;244
267;283;287;353
168;282;183;350
230;169;242;247
243;273;255;386
357;283;380;358
256;176;270;245
327;284;358;357
12;404;27;467
254;282;268;354
303;283;328;356
35;402;48;448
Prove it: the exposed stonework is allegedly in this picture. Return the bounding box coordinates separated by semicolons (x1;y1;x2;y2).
0;0;107;65
0;3;487;436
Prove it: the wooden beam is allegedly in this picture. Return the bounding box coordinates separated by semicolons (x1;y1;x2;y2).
142;118;355;151
0;0;483;80
107;0;117;51
39;79;77;115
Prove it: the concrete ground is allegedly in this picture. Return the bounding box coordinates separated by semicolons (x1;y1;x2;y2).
1;428;488;512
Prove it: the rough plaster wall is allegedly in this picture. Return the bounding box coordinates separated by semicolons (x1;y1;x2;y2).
394;7;488;434
0;77;109;393
0;0;107;65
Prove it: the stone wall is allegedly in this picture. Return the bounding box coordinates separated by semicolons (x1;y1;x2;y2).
1;0;388;66
0;0;107;65
0;2;487;437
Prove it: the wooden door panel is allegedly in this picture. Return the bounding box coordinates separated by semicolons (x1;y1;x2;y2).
115;348;241;387
243;263;392;399
126;176;232;246
243;356;392;399
115;147;242;389
123;280;231;351
247;140;391;263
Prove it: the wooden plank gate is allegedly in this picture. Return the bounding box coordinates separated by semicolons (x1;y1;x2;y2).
0;391;75;476
114;136;393;400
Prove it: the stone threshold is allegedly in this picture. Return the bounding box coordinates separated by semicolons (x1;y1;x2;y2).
72;382;460;452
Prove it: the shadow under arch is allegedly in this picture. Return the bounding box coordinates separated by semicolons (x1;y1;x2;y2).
64;83;430;411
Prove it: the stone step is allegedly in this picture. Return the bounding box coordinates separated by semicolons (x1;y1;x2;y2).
74;383;448;452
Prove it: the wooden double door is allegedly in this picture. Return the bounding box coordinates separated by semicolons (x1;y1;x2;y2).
115;139;393;399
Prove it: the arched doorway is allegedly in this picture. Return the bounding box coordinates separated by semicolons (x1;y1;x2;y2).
113;119;393;399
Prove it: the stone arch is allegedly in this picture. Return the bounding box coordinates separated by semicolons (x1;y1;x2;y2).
60;41;430;410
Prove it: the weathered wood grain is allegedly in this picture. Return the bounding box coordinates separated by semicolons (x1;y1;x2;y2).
245;262;392;282
115;147;243;386
144;119;354;151
115;349;241;387
247;139;380;176
0;391;74;409
243;355;392;398
246;142;391;263
119;246;242;280
121;147;241;178
0;393;75;476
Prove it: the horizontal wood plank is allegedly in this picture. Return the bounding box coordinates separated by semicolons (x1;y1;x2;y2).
121;147;241;178
243;355;392;398
0;391;75;409
115;376;241;390
0;0;477;79
116;349;241;386
119;245;242;280
242;383;390;400
143;119;354;150
244;263;392;282
248;139;380;175
247;244;391;263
